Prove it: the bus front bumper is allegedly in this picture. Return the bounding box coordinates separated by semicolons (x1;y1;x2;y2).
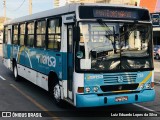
76;89;155;107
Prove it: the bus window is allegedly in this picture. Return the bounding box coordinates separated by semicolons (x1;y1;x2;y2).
36;20;46;47
4;26;8;44
27;22;34;47
48;19;61;50
20;24;25;46
7;29;11;44
13;25;18;45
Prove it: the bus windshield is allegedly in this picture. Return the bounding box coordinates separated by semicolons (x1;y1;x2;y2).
76;22;152;71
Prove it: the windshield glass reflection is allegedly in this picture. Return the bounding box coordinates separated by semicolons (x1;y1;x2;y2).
77;22;152;71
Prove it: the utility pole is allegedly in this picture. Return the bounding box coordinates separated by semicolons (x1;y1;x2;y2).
29;0;32;15
3;0;6;21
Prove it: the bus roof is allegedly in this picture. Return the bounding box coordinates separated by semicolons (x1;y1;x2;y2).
4;4;78;25
4;3;148;25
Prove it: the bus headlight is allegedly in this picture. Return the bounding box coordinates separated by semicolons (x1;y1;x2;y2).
146;83;151;89
93;86;99;92
85;87;90;93
139;84;144;90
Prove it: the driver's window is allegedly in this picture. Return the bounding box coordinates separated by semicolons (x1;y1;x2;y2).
80;24;88;43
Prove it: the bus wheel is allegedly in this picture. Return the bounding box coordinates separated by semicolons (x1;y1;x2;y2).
13;63;19;81
53;83;61;103
49;80;64;107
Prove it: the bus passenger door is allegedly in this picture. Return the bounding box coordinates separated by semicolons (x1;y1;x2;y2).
3;28;11;58
67;25;74;100
3;26;12;70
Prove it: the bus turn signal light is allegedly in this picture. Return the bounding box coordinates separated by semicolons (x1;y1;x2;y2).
77;87;84;93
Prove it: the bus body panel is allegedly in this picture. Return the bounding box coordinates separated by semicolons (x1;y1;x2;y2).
12;46;66;80
11;45;67;91
76;89;155;107
75;70;155;107
84;71;152;90
17;64;48;90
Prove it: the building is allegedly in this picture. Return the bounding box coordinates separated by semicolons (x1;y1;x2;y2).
0;17;5;31
0;17;10;31
140;0;160;45
54;0;140;8
0;17;5;44
0;17;10;44
140;0;160;13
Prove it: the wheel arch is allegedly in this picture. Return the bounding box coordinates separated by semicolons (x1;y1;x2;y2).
48;71;59;92
12;58;17;68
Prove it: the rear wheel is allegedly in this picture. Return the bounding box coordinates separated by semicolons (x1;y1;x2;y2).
13;63;19;81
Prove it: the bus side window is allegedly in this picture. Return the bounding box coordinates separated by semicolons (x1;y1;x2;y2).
4;26;8;44
19;23;25;46
27;22;34;47
36;20;46;48
13;25;18;45
7;29;11;44
47;19;61;50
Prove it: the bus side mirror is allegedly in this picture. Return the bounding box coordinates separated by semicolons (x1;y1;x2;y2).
73;27;80;42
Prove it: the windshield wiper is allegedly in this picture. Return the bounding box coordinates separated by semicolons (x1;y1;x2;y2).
97;19;113;32
97;19;117;39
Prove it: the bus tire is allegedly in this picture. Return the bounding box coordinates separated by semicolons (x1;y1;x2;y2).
13;63;20;81
49;75;64;107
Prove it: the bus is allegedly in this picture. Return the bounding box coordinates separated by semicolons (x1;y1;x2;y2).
3;3;155;107
0;31;3;44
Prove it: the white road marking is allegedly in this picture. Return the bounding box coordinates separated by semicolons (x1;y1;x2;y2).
134;103;160;114
10;84;59;119
0;75;6;80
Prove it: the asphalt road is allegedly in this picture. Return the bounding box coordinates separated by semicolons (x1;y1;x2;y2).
0;44;160;120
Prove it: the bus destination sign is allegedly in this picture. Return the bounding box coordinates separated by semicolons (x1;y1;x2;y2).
79;6;150;21
93;9;137;19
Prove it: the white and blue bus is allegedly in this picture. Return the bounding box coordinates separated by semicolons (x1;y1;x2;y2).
3;3;155;107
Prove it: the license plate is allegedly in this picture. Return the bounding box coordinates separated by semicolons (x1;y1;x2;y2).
115;96;128;102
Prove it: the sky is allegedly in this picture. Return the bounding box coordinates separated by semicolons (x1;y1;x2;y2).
0;0;54;19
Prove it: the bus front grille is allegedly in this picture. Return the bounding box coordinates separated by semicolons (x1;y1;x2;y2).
100;83;139;92
103;73;137;84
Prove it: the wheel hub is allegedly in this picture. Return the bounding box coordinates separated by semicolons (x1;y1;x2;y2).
53;84;61;102
14;66;17;78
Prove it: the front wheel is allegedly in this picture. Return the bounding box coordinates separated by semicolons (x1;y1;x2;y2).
50;81;65;107
54;83;62;103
